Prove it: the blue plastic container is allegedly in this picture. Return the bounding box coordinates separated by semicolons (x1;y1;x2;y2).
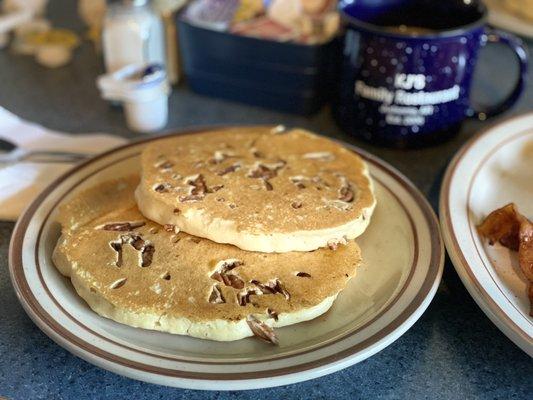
177;18;341;115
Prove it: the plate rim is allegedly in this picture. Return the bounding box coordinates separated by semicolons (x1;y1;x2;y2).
439;112;533;356
9;126;444;387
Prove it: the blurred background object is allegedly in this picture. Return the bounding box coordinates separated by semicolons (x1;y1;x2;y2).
102;0;165;73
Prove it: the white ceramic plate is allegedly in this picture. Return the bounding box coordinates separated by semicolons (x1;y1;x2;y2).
9;128;443;390
440;113;533;356
485;0;533;39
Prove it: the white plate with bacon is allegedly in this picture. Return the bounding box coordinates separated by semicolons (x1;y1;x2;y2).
440;112;533;356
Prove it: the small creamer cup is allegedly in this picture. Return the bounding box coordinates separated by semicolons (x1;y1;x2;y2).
97;64;170;133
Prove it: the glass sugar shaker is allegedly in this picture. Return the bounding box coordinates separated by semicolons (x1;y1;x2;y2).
102;0;166;73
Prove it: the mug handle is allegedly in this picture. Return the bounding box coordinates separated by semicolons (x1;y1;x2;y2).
469;28;528;120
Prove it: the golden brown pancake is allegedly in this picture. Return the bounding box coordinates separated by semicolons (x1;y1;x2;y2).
136;126;376;252
53;176;362;342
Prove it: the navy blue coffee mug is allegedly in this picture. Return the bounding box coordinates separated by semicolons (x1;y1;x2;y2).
334;0;528;147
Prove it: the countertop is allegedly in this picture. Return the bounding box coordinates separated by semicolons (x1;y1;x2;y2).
0;2;532;399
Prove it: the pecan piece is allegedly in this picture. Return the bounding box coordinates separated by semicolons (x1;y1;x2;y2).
291;201;302;209
270;125;286;135
153;183;171;193
250;278;290;300
109;241;123;267
178;194;204;202
267;308;279;321
188;174;208;196
209;150;235;164
179;174;222;202
250;148;264;158
155;160;174;170
141;243;155;267
113;234;155;268
109;278;127;289
217;163;241;176
264;180;273;191
290;176;306;189
210;259;244;289
208;284;226;304
338;176;355;203
246;315;278;345
123;234;144;250
303;151;335;161
164;224;180;234
98;221;145;231
237;287;263;306
247;162;285;180
328;241;339;250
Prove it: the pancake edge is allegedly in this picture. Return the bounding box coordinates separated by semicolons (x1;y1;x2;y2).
52;236;338;341
135;169;376;253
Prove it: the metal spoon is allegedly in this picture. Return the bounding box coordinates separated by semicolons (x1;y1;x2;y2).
0;137;90;164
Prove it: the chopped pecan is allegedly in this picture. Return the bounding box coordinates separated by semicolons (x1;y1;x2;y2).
210;259;244;289
109;277;127;289
270;125;286;135
178;194;204;202
97;221;145;232
303;151;335;161
164;224;180;234
237;287;263;306
141;243;155;267
327;237;347;250
155;160;174;170
208;284;226;304
247;162;285;180
264;180;273;191
291;201;302;209
122;234;144;250
179;174;222;202
109;241;123;267
209;150;235;164
328;241;338;250
290;176;306;189
338;176;355;203
250;278;290;300
188;174;208;195
153;183;171;193
217;163;241;176
267;308;279;321
250;148;264;158
246;315;278;345
164;224;174;232
112;234;155;268
170;235;180;243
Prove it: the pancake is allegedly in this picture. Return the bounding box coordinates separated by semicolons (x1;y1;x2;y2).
53;176;362;342
136;126;376;252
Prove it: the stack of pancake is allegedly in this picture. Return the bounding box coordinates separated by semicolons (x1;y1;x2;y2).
53;127;376;344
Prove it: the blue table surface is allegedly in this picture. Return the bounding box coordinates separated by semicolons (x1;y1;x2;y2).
0;1;532;399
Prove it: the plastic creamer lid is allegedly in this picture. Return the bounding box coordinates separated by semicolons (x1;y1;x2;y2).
97;63;169;103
